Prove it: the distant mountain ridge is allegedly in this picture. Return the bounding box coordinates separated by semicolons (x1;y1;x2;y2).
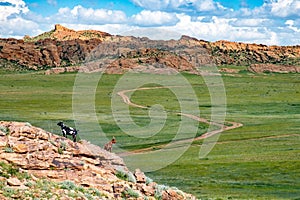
0;24;299;72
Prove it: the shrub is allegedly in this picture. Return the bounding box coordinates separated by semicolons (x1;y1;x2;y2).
24;181;34;188
76;186;85;193
115;169;128;180
122;187;139;198
57;147;64;154
88;188;101;196
25;122;32;127
60;141;67;150
3;187;16;197
4;147;14;153
0;125;8;135
59;180;76;190
145;176;153;185
115;168;137;183
154;184;169;200
127;171;137;183
58;141;67;154
84;193;94;200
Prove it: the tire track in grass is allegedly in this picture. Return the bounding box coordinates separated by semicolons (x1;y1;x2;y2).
117;86;243;156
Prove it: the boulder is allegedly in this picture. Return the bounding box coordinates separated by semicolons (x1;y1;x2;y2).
7;177;21;186
134;168;146;183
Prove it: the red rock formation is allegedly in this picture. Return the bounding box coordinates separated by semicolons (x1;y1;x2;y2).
0;121;196;200
210;40;300;65
0;38;102;69
0;25;300;73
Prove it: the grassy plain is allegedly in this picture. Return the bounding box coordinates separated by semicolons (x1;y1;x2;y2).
0;68;299;199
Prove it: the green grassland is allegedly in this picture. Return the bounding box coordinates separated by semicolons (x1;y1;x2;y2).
0;68;299;199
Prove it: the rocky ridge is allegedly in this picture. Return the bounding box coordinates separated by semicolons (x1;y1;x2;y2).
209;40;300;66
0;121;196;200
0;25;299;73
24;24;111;42
0;38;102;70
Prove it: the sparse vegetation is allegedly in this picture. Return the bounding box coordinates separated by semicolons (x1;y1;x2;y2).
115;168;137;183
0;125;8;135
0;162;106;199
23;30;55;42
0;162;18;178
0;69;299;199
145;176;153;185
4;147;14;153
154;184;169;200
122;187;140;198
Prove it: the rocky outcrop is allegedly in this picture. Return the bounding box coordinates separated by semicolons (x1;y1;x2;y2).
24;24;111;42
0;25;300;73
0;38;102;69
210;40;300;66
44;66;81;74
0;121;196;200
248;64;300;73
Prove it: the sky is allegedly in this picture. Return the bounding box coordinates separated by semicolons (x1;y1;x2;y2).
0;0;300;45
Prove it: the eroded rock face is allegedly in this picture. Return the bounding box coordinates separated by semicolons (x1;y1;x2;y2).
1;25;299;73
0;121;196;200
210;40;300;66
0;38;102;69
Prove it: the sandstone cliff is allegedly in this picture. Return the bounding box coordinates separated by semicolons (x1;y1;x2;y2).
209;40;300;66
0;38;102;70
0;25;299;73
0;121;196;200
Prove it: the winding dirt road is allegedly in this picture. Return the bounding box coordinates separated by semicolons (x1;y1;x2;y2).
117;87;243;155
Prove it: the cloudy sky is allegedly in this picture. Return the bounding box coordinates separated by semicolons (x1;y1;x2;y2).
0;0;299;45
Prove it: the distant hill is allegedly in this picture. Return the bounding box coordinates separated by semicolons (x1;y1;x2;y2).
23;24;111;42
0;24;299;73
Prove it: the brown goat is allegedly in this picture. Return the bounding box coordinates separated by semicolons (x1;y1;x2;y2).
104;137;116;152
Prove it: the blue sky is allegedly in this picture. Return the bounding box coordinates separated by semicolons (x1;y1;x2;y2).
0;0;299;45
25;0;143;16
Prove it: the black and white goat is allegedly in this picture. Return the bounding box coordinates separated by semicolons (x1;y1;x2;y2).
57;121;78;142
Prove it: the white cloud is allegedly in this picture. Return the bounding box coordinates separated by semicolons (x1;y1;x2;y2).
268;0;300;17
195;0;225;11
121;27;182;40
231;18;270;27
0;0;29;21
131;10;179;26
0;17;40;38
55;5;127;25
130;0;226;12
1;0;300;46
131;0;169;10
0;0;40;38
285;20;300;32
159;14;281;45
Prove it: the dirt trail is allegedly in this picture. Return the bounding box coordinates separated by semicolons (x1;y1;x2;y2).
117;87;243;156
